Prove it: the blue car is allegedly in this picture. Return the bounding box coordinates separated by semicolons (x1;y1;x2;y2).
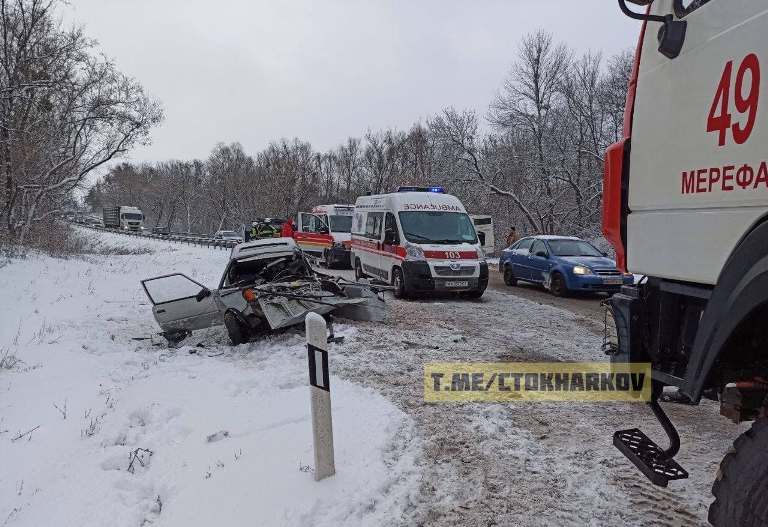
499;236;633;296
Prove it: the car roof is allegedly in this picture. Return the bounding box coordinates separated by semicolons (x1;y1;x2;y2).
523;235;581;241
230;237;297;260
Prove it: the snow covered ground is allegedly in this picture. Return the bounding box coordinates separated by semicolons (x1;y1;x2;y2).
0;231;420;527
1;228;749;526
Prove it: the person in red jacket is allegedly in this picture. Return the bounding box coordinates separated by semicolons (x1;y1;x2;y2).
281;217;295;238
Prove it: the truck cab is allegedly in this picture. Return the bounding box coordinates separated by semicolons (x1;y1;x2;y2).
351;186;488;299
604;1;768;522
295;204;354;268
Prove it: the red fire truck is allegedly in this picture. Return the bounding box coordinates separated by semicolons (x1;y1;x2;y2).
605;1;768;523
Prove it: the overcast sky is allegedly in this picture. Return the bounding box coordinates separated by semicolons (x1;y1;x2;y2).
63;0;638;164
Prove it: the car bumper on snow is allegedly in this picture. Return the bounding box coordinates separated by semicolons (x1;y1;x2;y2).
402;261;488;293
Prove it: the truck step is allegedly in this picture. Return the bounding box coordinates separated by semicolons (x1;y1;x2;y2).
613;428;688;487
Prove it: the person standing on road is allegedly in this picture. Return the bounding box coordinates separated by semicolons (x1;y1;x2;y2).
505;226;519;247
281;217;295;238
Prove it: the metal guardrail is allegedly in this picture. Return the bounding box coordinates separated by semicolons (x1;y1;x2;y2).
75;223;239;250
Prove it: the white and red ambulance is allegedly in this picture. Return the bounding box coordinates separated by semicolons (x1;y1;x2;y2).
351;186;488;298
294;204;354;268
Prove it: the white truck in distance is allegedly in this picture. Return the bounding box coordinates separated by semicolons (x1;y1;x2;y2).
351;186;488;299
605;1;768;524
102;206;144;231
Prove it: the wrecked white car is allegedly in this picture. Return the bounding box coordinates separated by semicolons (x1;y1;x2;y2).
141;237;386;345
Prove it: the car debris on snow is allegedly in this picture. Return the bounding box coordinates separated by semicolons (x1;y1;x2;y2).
140;237;389;345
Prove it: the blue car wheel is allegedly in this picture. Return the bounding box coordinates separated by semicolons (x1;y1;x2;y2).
550;272;568;297
503;265;517;286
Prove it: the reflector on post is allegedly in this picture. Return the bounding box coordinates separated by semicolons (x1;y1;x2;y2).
305;312;335;481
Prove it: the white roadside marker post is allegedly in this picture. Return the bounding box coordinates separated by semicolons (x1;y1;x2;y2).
305;312;335;481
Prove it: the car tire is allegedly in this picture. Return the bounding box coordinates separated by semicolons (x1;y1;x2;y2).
503;265;517;286
354;258;365;281
550;272;568;297
392;267;407;299
709;418;768;526
224;311;248;346
462;287;486;299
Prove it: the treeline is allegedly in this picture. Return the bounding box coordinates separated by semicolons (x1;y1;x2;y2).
0;0;162;251
89;31;631;243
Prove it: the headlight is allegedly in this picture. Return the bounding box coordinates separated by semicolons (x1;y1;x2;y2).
573;265;593;275
404;242;426;261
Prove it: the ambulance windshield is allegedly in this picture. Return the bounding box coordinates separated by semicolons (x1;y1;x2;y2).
329;215;353;233
398;211;478;244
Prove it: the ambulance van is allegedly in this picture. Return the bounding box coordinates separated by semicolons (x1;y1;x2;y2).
294;204;354;268
351;186;488;298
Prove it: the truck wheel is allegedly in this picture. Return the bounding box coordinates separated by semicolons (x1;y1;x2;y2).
709;418;768;526
392;268;407;299
354;258;365;281
503;265;517;286
224;311;248;346
550;273;568;297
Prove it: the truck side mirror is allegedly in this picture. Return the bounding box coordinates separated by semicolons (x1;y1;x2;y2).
618;0;687;60
657;15;687;59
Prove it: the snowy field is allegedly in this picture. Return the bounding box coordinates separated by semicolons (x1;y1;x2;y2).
0;229;749;526
0;231;419;527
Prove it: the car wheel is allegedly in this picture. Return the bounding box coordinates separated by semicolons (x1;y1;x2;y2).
550;272;568;297
462;287;486;299
392;268;407;299
354;258;365;281
503;265;517;286
224;311;248;346
709;418;768;526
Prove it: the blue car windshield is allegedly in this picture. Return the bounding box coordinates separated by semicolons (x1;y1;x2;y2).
548;240;602;257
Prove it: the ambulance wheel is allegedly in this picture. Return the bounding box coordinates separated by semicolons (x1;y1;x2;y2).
224;311;247;346
503;265;517;286
709;418;768;527
460;287;486;299
392;267;407;299
354;258;365;281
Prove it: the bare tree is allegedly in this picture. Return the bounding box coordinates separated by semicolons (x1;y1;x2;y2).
1;0;163;246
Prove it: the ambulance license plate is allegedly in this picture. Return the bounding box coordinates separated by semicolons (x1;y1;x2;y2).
603;278;623;285
445;280;469;288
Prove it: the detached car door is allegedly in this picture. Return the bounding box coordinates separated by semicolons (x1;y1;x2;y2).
141;273;222;333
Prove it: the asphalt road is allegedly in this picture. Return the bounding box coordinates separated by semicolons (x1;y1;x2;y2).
486;264;609;324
